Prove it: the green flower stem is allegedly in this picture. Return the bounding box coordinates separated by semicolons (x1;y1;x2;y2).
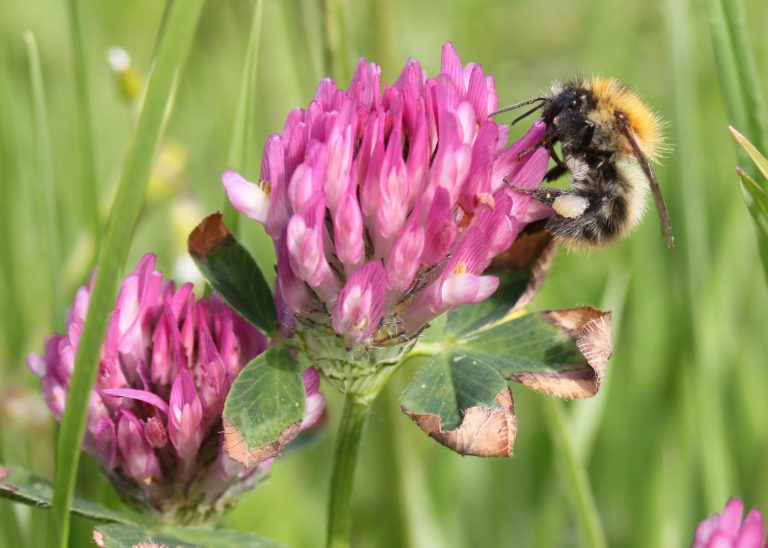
326;394;369;548
48;2;203;546
542;398;607;548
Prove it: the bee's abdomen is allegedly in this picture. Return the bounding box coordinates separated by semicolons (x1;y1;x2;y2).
546;191;630;248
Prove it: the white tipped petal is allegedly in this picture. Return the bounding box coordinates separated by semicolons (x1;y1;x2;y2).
222;170;269;223
442;274;499;306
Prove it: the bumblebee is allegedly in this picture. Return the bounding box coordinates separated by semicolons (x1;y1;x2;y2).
495;77;674;249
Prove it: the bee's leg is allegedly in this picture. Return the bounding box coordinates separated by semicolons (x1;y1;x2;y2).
504;181;566;206
544;163;568;182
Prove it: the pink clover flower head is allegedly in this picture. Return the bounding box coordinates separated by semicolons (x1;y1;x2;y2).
694;497;767;548
27;253;325;523
224;43;549;381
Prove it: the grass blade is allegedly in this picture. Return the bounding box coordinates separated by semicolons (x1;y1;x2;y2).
730;128;768;279
24;32;62;326
736;168;768;278
730;126;768;182
49;1;204;545
222;0;264;234
0;49;25;365
705;0;747;136
64;0;101;254
706;0;768;173
720;0;768;154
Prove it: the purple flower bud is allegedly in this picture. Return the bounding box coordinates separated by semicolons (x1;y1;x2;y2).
28;253;326;524
93;417;118;470
168;370;204;462
117;410;161;486
144;416;168;449
334;190;365;271
332;261;387;344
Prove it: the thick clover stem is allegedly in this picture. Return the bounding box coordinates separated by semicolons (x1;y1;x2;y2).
326;394;370;548
542;398;607;548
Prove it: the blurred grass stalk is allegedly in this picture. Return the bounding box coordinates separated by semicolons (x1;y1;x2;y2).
65;0;101;255
24;32;62;327
0;49;25;366
321;0;351;82
708;0;768;282
48;1;204;545
542;398;607;548
222;0;264;236
281;0;322;94
679;0;737;517
707;0;768;334
662;0;738;543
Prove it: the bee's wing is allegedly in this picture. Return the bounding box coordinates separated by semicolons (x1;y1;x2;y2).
618;117;675;249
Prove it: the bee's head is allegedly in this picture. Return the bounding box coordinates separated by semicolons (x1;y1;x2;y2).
543;84;598;124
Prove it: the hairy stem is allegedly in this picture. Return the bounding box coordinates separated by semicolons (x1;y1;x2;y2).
326;395;369;548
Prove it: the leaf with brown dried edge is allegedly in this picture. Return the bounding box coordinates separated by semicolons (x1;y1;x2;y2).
402;303;611;457
401;353;515;456
93;523;281;548
454;306;612;399
222;346;306;468
188;212;277;336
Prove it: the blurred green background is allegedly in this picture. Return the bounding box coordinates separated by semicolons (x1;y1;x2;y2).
2;0;768;546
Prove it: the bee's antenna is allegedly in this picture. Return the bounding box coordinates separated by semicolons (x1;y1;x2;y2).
490;97;546;117
616;113;675;249
511;104;545;125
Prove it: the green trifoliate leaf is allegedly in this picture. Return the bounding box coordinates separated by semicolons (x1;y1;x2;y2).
222;347;306;468
189;212;277;336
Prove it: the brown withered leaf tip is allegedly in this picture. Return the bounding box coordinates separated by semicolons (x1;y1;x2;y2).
93;530;169;548
223;418;302;468
403;390;517;457
188;212;234;258
509;307;612;399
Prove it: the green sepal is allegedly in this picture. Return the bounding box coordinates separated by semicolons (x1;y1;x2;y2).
189;212;277;336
